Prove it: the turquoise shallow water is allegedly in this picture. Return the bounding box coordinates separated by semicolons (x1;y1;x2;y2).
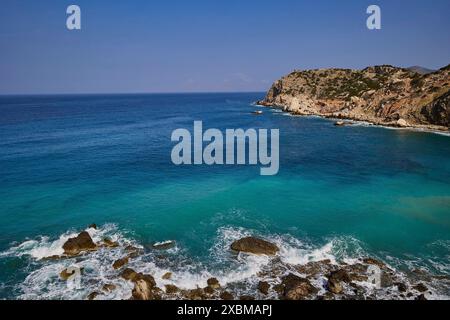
0;93;449;299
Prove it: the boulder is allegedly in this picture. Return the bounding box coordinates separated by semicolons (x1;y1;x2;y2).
363;258;386;269
207;278;220;289
240;295;255;300
87;292;99;300
230;237;279;256
414;283;428;293
258;281;270;295
60;268;77;281
162;272;172;280
88;224;97;230
397;119;409;127
102;284;117;292
132;276;160;300
62;231;97;256
112;257;129;270
165;284;179;294
102;238;119;248
120;268;140;282
327;269;351;294
282;274;318;300
220;291;234;300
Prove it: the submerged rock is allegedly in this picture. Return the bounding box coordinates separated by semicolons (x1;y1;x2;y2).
112;257;129;270
152;240;176;250
62;231;97;256
414;283;428;293
230;237;279;256
102;238;119;248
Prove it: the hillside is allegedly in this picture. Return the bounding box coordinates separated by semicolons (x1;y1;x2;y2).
258;64;450;131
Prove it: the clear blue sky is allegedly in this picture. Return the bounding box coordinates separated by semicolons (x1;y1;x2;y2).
0;0;449;94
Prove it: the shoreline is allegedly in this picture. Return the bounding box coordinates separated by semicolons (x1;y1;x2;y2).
2;224;449;300
255;102;450;136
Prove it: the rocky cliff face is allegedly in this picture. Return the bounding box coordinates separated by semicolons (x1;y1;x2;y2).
259;64;450;130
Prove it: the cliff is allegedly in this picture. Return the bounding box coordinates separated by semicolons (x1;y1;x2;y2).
259;64;450;131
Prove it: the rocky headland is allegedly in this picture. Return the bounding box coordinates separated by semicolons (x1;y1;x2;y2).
258;64;450;132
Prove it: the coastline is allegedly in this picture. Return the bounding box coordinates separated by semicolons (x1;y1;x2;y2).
255;102;450;136
2;224;449;300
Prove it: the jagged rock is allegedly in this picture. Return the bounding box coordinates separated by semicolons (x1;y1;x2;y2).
282;274;318;300
416;294;428;301
397;119;409;127
102;238;119;248
112;257;129;270
185;288;206;300
363;258;386;269
132;276;160;300
380;272;394;288
120;268;140;282
326;269;351;294
88;224;97;230
207;278;220;289
165;284;179;294
204;286;215;295
240;295;255;300
162;272;172;280
220;291;234;300
60;268;77;281
414;283;428;293
62;231;97;256
395;282;408;292
102;284;117;292
87;292;99;300
258;281;270;295
230;237;279;256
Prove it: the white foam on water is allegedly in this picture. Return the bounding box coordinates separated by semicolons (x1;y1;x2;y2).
2;224;449;300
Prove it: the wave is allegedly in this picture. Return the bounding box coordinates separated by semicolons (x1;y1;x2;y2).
1;224;449;300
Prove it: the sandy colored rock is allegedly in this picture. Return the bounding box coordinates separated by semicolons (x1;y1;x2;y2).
112;257;129;270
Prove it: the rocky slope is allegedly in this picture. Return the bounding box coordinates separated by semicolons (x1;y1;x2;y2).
258;64;450;131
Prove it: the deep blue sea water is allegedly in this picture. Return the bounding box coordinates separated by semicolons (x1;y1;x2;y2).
0;93;449;299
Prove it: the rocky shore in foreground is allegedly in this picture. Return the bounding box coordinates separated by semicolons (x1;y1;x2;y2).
258;65;450;132
47;225;448;301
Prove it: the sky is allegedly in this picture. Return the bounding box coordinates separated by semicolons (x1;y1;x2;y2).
0;0;449;94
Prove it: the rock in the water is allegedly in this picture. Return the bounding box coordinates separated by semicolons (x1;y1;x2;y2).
120;268;140;282
414;283;428;293
327;269;352;294
102;238;119;248
162;272;172;280
207;278;220;289
334;121;346;126
363;258;386;269
220;291;234;300
165;284;179;294
258;281;270;295
60;268;76;281
240;295;255;300
185;288;206;300
152;240;175;250
230;237;279;256
395;282;408;293
62;231;97;256
88;224;97;230
102;284;117;292
416;294;427;301
112;257;129;270
282;274;318;300
87;292;99;300
132;276;159;300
